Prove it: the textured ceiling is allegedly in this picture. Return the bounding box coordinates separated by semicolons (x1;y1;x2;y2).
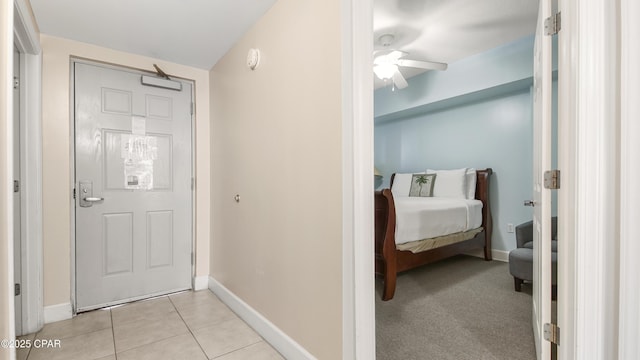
29;0;277;70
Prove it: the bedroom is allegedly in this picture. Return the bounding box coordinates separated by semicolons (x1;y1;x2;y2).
373;0;558;358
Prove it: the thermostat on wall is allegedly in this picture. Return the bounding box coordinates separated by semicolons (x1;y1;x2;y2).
247;48;261;70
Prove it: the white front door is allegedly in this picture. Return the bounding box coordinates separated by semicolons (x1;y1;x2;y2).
532;0;553;358
74;62;193;311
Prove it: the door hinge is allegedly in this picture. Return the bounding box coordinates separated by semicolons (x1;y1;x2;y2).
545;12;561;36
73;188;76;199
544;323;560;345
13;76;19;90
190;102;194;115
15;283;20;296
191;177;195;191
13;180;19;193
544;170;561;189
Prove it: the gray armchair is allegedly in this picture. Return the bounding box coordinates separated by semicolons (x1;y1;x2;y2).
508;217;558;292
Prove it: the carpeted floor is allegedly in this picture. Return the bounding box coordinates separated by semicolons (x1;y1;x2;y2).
376;255;536;360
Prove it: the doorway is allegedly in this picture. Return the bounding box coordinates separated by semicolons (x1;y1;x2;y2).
73;61;194;311
372;1;545;359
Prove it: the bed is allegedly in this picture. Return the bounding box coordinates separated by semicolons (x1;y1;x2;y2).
374;168;493;300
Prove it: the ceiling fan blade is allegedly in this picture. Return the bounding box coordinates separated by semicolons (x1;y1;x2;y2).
392;70;408;89
374;50;407;65
387;50;406;62
397;59;448;71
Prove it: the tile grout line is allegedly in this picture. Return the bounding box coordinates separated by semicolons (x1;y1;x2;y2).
168;295;211;359
109;309;118;360
23;333;35;360
211;340;265;359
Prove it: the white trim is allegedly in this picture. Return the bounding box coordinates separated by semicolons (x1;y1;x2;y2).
341;0;375;359
43;302;73;324
557;0;577;358
193;275;208;291
3;1;15;357
619;0;640;357
564;0;619;358
208;277;316;360
13;0;44;336
12;0;40;54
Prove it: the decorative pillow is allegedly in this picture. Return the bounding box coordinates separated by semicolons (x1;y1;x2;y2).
391;172;426;197
426;168;468;198
466;168;477;199
409;174;436;197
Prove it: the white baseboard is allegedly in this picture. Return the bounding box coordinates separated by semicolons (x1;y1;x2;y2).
466;249;510;262
208;277;316;360
44;303;72;324
193;275;208;291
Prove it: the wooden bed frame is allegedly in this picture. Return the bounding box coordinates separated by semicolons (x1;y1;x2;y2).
374;168;493;300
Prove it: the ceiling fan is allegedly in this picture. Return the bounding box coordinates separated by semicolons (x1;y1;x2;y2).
373;34;448;90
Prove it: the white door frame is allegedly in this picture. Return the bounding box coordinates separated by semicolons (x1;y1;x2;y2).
618;0;640;358
532;0;553;356
556;0;619;358
69;59;196;313
13;0;44;335
341;0;375;359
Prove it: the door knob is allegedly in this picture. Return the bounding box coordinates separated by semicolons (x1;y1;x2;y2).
83;197;104;202
524;200;535;207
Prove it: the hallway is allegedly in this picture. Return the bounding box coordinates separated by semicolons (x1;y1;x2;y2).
16;290;282;360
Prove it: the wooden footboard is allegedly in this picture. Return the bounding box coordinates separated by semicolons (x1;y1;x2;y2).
375;168;493;301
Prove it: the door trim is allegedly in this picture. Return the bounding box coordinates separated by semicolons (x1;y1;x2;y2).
558;0;618;358
13;0;43;335
69;59;196;313
342;0;375;358
618;0;640;357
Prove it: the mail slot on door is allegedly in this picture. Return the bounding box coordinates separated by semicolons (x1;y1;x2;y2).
79;181;104;207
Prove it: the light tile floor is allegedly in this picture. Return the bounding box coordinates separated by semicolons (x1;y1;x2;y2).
17;290;284;360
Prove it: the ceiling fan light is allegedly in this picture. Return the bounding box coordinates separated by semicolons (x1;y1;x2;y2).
374;63;398;80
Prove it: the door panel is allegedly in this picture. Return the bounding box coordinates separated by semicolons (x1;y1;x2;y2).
75;62;192;311
532;0;553;358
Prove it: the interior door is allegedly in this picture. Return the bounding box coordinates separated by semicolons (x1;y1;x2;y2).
13;44;22;335
532;0;553;358
75;62;193;311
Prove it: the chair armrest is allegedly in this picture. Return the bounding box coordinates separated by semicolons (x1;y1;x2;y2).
516;220;534;248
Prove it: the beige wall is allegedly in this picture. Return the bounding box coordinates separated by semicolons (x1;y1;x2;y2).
210;0;343;358
41;35;211;307
1;1;14;358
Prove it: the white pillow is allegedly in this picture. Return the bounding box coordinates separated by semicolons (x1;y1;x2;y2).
426;168;468;199
466;168;477;199
391;172;426;197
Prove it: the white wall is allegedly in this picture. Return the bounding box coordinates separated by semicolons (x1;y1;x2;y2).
40;35;211;309
209;0;344;358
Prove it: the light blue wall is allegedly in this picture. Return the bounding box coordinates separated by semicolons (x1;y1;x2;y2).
374;35;557;253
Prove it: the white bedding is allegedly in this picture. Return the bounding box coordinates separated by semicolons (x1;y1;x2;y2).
393;196;483;245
